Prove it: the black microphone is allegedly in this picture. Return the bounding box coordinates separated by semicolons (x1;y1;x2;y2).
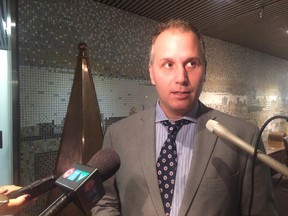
206;119;288;178
8;174;57;199
8;148;121;200
39;148;120;216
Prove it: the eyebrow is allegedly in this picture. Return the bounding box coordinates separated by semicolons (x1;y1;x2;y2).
186;57;203;64
159;57;173;62
158;57;202;63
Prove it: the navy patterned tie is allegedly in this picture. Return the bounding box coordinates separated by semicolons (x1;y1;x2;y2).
156;119;190;215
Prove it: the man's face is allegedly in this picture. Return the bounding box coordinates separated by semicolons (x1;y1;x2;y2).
149;29;206;120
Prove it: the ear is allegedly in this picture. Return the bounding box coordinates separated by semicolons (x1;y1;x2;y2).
202;69;206;82
149;64;156;85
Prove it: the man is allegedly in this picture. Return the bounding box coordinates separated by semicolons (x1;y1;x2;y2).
91;19;278;216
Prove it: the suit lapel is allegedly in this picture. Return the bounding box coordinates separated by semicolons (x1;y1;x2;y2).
137;108;165;215
179;104;217;216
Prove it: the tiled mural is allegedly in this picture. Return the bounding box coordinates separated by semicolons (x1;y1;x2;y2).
18;0;288;215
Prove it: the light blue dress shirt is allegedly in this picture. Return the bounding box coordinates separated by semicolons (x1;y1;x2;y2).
155;101;198;216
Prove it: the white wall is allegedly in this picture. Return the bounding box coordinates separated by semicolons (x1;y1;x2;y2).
0;50;13;185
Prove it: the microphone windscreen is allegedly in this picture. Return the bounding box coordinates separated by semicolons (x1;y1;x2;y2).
87;148;120;181
206;119;218;132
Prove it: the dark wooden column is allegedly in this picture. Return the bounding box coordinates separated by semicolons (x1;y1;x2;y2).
47;43;104;216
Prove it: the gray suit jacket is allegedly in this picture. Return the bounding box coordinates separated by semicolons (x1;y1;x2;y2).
91;102;278;216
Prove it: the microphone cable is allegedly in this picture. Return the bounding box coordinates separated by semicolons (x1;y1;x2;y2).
248;115;288;216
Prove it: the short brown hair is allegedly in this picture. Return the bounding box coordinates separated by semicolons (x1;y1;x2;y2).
149;19;207;66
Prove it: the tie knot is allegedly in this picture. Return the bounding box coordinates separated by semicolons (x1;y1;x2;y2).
161;119;190;135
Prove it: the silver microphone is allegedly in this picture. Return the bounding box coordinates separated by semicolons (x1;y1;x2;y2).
206;119;288;178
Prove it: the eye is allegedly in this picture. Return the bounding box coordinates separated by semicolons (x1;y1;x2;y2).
163;62;173;68
186;61;198;68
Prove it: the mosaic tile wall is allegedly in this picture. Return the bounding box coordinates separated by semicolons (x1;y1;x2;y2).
19;0;155;78
19;66;156;128
18;0;288;215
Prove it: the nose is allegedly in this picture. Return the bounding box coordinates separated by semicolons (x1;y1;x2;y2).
175;65;188;84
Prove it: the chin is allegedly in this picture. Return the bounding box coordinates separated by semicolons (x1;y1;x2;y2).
172;107;190;115
174;103;195;114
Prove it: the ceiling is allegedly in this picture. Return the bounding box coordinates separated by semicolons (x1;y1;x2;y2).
1;0;287;61
94;0;288;61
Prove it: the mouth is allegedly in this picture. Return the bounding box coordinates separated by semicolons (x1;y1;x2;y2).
172;91;191;94
172;91;191;98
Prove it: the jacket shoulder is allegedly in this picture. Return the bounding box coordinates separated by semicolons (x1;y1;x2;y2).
108;108;154;131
